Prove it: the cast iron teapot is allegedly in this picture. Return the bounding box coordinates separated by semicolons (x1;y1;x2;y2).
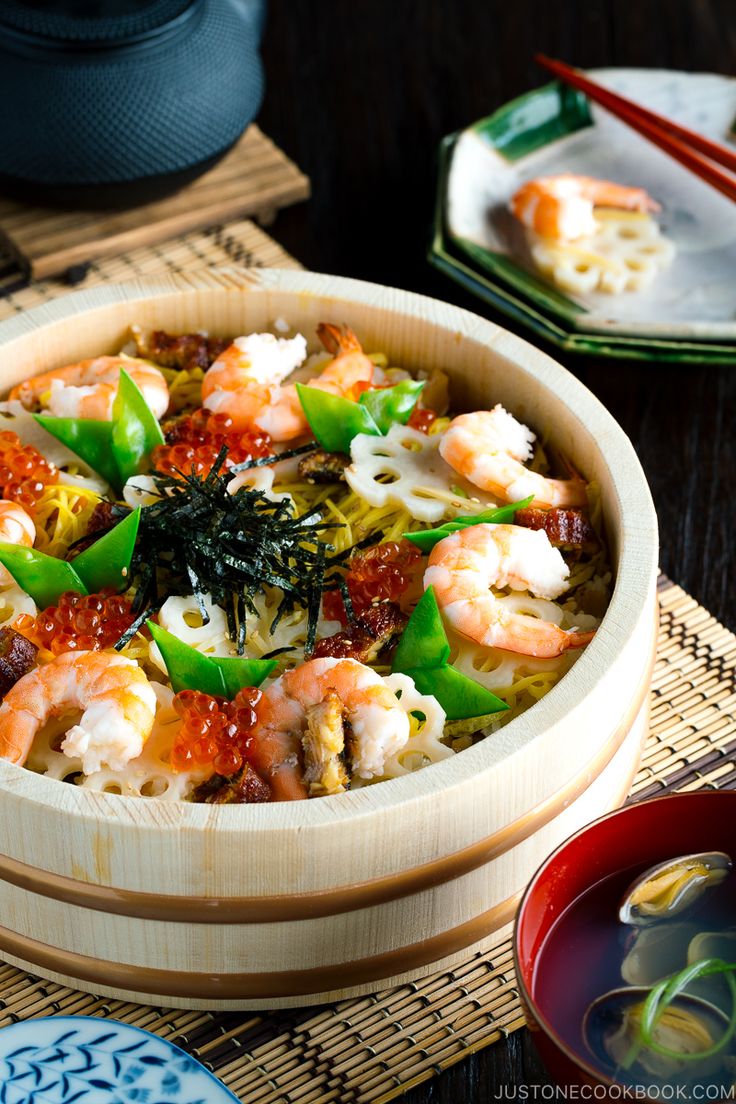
0;0;265;208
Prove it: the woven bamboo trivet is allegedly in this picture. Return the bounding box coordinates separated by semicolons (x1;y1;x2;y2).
0;125;309;282
0;217;300;323
0;575;731;1103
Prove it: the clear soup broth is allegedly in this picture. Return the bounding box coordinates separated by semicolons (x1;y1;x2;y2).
533;858;736;1092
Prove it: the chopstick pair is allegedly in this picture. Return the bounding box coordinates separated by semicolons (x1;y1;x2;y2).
535;54;736;205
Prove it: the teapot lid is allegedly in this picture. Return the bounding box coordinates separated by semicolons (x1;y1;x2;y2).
0;0;195;44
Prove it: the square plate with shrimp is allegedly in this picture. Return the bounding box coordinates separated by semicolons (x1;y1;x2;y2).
439;68;736;351
429;181;736;364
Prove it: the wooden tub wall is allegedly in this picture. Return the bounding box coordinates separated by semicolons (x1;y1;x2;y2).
0;270;658;1008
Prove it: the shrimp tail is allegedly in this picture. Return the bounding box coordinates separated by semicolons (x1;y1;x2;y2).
506;621;595;659
546;625;596;657
316;323;362;357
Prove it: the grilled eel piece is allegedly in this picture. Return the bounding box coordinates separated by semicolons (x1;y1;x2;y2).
302;689;353;797
515;506;598;552
313;602;407;663
297;448;349;484
192;762;271;804
0;626;37;697
133;328;230;373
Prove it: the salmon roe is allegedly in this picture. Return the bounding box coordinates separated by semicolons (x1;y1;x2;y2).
171;687;263;775
351;379;392;400
407;407;438;434
0;430;57;512
322;539;422;625
153;409;272;477
15;590;137;655
346;390;437;432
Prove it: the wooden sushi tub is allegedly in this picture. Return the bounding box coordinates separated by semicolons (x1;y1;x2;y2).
0;269;657;1009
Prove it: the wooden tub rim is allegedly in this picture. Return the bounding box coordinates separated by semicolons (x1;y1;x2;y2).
0;608;656;921
0;710;648;1001
0;268;658;832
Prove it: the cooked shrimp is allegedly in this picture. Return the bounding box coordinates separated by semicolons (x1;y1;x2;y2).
425;523;595;658
0;651;157;774
251;657;410;800
202;325;374;441
310;323;375;397
10;355;169;421
510;174;660;241
202;332;308;439
439;407;587;508
0;500;35;587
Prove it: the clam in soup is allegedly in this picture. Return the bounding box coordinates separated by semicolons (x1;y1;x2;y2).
533;852;736;1092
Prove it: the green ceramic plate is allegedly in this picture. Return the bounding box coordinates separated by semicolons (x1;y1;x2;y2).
430;230;736;363
433;69;736;361
430;138;736;363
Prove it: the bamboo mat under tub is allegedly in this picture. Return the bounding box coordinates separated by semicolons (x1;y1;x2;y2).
0;223;735;1101
0;575;731;1102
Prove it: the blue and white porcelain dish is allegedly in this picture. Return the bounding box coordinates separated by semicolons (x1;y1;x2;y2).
0;1015;240;1103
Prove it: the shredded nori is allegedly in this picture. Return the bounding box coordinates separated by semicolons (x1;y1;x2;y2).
114;604;158;652
260;645;297;660
125;449;351;655
227;442;317;473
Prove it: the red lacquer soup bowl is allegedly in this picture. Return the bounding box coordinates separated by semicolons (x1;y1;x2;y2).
514;790;736;1091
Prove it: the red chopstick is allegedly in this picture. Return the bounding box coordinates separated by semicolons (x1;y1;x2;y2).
535;54;736;205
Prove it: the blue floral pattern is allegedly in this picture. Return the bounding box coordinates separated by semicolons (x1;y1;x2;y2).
0;1016;240;1103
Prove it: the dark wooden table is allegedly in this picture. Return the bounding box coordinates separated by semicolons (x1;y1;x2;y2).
259;2;735;1098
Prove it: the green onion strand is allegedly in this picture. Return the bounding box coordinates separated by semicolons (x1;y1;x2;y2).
623;957;736;1069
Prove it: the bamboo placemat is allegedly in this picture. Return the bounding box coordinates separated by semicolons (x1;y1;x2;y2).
0;222;733;1101
0;575;731;1103
0;125;310;281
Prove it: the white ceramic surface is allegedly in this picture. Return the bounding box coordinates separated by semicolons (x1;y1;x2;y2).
448;69;736;339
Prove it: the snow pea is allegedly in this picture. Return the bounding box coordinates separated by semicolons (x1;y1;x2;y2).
71;508;140;594
148;621;276;697
403;496;534;553
210;655;277;698
0;510;140;607
391;586;507;720
296;380;425;454
35;368;164;492
391;586;449;671
295;384;379;453
34;415;119;489
111;368;165;484
0;544;87;608
399;664;507;721
358;379;424;434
